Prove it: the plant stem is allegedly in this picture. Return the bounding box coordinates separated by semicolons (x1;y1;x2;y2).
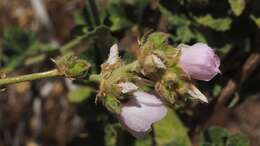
60;34;88;54
87;0;100;26
0;69;62;86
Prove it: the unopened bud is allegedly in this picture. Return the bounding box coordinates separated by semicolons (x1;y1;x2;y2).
55;55;90;78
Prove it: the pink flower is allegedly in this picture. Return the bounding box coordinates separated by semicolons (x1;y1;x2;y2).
117;91;167;137
179;43;221;81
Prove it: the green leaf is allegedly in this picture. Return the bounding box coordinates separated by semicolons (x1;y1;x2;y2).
228;0;246;16
174;26;195;43
158;4;191;27
105;124;120;146
3;27;36;53
194;31;207;43
218;44;233;55
1;27;56;72
226;134;250;146
250;15;260;28
201;126;250;146
68;87;92;103
201;126;229;146
134;135;152;146
104;94;121;114
106;1;133;31
153;109;192;146
196;15;232;31
73;10;86;25
110;15;133;31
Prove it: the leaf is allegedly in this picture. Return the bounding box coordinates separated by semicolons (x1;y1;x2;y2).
158;4;191;27
226;134;250;146
201;126;250;146
196;15;232;31
68;87;93;103
109;15;133;31
194;31;207;43
201;126;229;146
1;27;56;72
218;44;233;55
106;1;133;31
153;109;192;146
134;135;152;146
105;124;120;146
73;10;86;25
228;0;246;16
104;94;121;114
174;26;195;43
250;15;260;28
3;27;36;53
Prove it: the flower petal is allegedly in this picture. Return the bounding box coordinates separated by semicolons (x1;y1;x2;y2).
118;97;167;137
179;43;221;81
133;91;164;106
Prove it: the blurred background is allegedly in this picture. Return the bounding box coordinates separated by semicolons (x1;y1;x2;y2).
0;0;259;146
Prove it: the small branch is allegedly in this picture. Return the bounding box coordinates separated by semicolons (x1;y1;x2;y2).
30;0;53;30
87;0;101;26
0;69;62;86
60;34;88;54
216;53;260;107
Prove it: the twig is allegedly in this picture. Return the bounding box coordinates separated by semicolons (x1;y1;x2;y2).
87;0;101;26
30;0;53;30
60;34;88;54
0;69;62;86
216;53;260;108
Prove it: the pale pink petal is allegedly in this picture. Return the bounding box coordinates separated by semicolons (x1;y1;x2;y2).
117;91;167;137
133;91;164;106
179;43;220;81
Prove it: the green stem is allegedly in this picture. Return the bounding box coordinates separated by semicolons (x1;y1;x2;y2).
60;34;88;54
87;0;100;26
0;69;62;86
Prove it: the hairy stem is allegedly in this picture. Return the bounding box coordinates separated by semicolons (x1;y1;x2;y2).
0;69;62;86
60;34;88;54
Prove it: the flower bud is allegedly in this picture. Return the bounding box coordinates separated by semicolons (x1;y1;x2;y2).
55;55;90;78
117;91;167;137
178;43;220;81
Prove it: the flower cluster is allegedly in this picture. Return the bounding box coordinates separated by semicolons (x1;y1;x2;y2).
95;32;220;137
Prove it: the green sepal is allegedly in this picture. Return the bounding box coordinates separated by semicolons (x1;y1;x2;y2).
103;94;121;114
